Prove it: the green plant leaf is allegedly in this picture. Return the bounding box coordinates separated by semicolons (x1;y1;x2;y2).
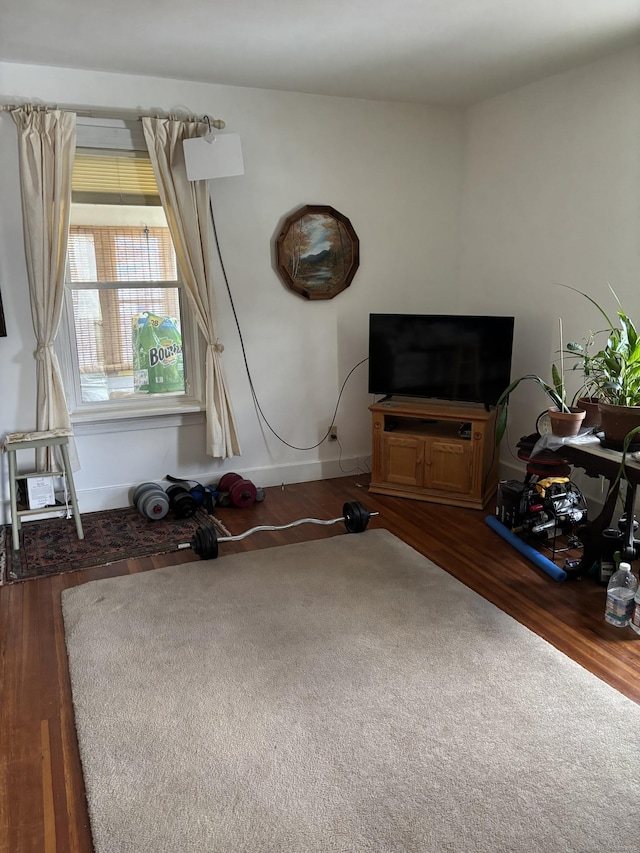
494;374;566;443
551;363;565;406
557;283;615;328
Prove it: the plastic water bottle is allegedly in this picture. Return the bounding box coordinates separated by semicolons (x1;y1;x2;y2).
604;562;638;627
630;587;640;635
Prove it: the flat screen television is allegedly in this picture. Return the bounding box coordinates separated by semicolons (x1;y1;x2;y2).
368;313;515;407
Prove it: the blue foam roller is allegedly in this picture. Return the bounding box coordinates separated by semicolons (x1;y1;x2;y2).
485;515;567;582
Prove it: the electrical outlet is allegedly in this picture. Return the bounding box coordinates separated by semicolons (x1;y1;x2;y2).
329;424;338;441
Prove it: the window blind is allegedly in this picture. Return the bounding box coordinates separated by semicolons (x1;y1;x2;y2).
68;226;177;283
72;151;162;205
67;150;183;385
68;225;180;375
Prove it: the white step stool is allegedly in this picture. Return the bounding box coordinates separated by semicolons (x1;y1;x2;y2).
3;428;84;552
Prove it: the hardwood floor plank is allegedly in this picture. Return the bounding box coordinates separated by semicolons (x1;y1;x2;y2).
1;474;639;852
2;719;45;852
51;573;93;853
40;720;56;853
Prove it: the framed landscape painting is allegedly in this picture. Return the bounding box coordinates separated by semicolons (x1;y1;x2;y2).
275;205;360;300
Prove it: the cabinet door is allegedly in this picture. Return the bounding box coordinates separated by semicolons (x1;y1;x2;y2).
381;435;424;487
425;439;472;494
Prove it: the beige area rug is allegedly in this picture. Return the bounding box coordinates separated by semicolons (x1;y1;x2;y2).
62;530;640;853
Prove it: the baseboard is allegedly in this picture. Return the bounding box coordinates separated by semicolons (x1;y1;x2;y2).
1;456;614;526
0;456;368;524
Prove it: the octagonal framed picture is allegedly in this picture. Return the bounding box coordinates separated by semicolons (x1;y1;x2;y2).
275;205;359;300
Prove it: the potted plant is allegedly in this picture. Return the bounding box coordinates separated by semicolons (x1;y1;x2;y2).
563;332;602;429
495;318;586;444
495;364;585;445
561;285;640;445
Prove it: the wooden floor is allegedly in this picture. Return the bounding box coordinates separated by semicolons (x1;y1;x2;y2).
1;474;639;852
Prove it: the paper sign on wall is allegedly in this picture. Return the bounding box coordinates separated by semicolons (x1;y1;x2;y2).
183;133;245;181
27;476;56;509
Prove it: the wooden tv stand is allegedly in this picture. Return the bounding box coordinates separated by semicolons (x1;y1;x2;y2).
369;396;498;510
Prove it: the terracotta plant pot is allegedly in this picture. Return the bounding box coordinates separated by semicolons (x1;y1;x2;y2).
597;401;640;445
547;406;586;438
576;396;602;430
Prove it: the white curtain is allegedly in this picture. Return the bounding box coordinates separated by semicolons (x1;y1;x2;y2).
142;117;240;458
12;108;78;471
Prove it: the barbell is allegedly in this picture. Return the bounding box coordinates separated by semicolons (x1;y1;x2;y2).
177;500;378;560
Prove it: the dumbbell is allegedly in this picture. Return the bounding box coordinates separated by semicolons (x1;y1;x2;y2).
166;483;198;519
165;474;217;514
133;482;170;520
177;500;378;560
216;472;259;508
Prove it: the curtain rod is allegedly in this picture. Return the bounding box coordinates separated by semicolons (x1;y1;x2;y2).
0;102;226;129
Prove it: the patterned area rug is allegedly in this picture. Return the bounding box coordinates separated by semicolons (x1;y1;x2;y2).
1;507;230;584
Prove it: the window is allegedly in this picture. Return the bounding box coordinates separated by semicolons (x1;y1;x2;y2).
59;146;203;421
67;221;182;399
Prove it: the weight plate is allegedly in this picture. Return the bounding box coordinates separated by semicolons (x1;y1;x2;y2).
191;524;219;559
167;484;198;519
343;501;370;534
139;491;169;519
175;495;197;518
218;472;242;492
133;482;161;507
166;483;188;498
229;478;257;508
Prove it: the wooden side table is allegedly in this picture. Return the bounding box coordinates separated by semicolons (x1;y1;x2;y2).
3;429;84;552
555;438;640;577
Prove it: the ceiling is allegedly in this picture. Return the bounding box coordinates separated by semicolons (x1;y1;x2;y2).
2;0;640;107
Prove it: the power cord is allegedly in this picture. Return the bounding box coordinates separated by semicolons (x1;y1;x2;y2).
335;436;371;477
209;197;367;451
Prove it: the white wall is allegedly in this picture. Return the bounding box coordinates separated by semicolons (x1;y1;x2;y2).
0;63;466;516
4;47;636;522
458;47;640;502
